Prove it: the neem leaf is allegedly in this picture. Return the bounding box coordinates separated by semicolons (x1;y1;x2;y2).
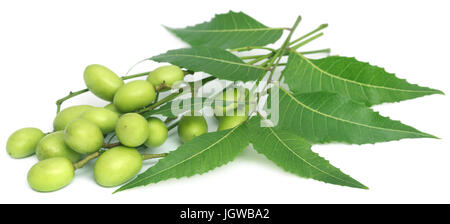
283;52;443;106
275;86;437;144
116;123;249;192
151;47;266;82
165;11;284;49
249;117;367;189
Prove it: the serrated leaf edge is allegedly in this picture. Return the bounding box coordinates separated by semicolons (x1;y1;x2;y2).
279;86;436;138
258;120;367;189
292;51;443;94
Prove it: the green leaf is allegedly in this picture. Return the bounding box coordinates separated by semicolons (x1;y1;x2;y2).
116;123;249;192
151;47;266;82
249;117;367;189
275;86;436;144
142;97;206;119
165;11;284;49
283;52;443;106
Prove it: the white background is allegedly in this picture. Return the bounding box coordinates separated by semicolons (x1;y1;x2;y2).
0;0;449;204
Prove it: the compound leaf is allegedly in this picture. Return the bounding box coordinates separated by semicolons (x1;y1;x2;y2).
116;123;249;192
284;52;443;106
165;11;284;49
275;86;436;144
249;117;367;189
151;47;266;82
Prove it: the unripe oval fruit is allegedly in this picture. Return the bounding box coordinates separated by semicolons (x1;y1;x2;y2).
84;64;124;101
217;115;248;131
104;103;121;115
94;146;142;187
53;105;94;131
6;127;44;158
27;157;74;192
113;80;156;113
147;65;184;89
115;113;149;147
80;108;119;134
177;115;208;143
64;119;104;154
145;117;168;148
36;131;82;162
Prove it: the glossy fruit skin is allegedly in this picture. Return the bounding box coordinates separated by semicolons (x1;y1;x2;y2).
115;113;149;147
217;115;248;131
6;128;44;158
64;119;104;154
104;103;121;114
80;108;119;134
36;131;82;162
53;105;94;131
113;80;156;113
84;64;124;101
27;157;74;192
145;117;168;147
177;115;208;142
147;65;184;89
94;146;142;187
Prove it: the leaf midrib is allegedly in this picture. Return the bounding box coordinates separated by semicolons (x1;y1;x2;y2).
173;27;284;33
264;124;363;188
280;86;432;137
128;125;242;186
154;53;266;70
294;51;439;94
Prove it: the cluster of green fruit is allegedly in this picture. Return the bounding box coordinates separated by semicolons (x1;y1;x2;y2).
6;64;249;192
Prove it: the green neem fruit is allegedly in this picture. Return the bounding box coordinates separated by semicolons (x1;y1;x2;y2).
145;117;168;148
104;103;121;114
84;64;124;101
64;119;104;154
113;80;156;113
217;114;248;131
27;157;74;192
147;65;184;89
6;127;44;158
94;146;143;187
178;115;208;143
53;105;94;131
36;131;82;162
80;108;119;134
115;113;149;147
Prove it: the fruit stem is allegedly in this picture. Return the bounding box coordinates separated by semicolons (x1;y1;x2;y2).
102;142;121;148
136;76;216;114
73;151;102;170
142;153;168;160
167;120;180;131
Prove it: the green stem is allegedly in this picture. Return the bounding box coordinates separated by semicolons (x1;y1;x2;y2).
167;120;179;131
267;16;302;81
136;76;216;114
142;153;168;160
73;151;101;170
300;48;331;55
289;23;328;46
291;32;324;50
102;142;121;148
55;71;151;114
